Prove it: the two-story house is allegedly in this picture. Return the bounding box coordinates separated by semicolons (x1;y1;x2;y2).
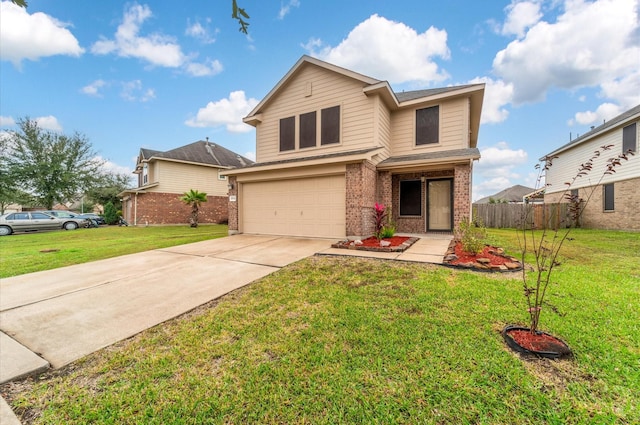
223;56;484;239
542;104;639;230
120;140;253;226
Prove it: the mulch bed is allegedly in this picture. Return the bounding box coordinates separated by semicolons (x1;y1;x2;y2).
332;236;418;253
443;240;523;272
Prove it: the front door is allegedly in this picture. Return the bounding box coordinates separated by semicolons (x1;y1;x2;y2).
427;179;453;231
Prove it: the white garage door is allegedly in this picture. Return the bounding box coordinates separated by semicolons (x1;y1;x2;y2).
242;175;346;238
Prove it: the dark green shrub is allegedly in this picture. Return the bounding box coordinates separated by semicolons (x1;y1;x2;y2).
103;202;118;225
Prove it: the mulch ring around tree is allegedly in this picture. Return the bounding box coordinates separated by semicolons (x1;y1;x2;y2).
443;240;523;272
332;236;419;253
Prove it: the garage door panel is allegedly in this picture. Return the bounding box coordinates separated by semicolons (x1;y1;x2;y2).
242;176;345;238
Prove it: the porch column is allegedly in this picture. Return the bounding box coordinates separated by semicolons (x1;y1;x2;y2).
227;176;239;235
377;171;392;210
345;161;377;238
453;163;472;230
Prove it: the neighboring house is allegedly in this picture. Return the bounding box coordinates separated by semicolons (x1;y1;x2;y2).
222;56;485;239
120;140;253;225
542;104;639;231
475;185;536;204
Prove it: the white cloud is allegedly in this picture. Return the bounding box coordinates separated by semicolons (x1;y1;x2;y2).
278;0;300;20
81;79;107;97
121;80;155;102
469;77;514;124
473;142;529;200
185;91;259;133
35;115;63;132
493;0;640;105
570;102;624;126
91;4;185;67
501;1;543;37
185;59;223;77
185;18;217;44
305;14;450;84
0;1;84;66
1;116;16;127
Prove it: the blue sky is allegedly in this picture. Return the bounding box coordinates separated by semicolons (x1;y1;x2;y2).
1;0;638;200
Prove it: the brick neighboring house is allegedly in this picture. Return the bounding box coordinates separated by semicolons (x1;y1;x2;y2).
222;56;485;239
119;140;253;226
543;104;639;231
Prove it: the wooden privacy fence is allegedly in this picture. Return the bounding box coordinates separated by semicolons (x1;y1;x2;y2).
473;203;570;229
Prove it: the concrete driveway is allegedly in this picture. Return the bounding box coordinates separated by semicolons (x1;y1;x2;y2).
0;234;332;383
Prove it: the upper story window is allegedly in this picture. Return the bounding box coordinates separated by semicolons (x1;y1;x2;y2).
321;106;340;145
279;106;340;152
622;122;637;153
416;105;439;146
300;111;317;149
279;116;295;151
142;163;148;184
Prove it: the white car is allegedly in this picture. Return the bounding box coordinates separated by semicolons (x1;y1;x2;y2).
0;211;87;236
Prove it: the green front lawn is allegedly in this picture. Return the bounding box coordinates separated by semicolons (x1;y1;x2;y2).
0;225;228;278
2;229;639;424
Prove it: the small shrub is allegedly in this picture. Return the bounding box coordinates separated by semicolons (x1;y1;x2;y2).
372;203;388;240
103;202;118;225
457;217;487;254
379;224;396;239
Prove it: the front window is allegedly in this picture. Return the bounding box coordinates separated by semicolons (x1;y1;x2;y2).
218;170;227;181
603;183;614;211
321;106;340;145
300;111;317;149
623;123;636;153
400;180;422;216
416;105;439;145
279;116;295;151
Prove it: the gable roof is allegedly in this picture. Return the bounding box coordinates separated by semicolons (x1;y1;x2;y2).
243;55;485;141
474;184;536;204
137;141;253;170
543;104;640;159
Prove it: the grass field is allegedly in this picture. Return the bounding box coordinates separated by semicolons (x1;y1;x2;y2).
0;225;228;278
1;228;639;424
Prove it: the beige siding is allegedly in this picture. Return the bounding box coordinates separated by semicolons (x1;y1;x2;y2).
545;120;640;195
147;161;229;196
374;97;392;160
390;97;470;157
255;64;377;163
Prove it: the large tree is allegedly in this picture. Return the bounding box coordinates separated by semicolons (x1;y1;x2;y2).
85;172;132;212
5;118;105;209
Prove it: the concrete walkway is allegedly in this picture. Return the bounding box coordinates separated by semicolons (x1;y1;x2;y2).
0;233;450;424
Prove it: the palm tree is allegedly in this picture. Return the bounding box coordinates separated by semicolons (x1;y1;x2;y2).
180;189;207;227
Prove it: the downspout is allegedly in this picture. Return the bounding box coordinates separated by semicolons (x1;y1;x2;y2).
469;158;474;219
134;192;138;226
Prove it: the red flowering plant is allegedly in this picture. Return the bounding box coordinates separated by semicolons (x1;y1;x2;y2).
372;203;391;240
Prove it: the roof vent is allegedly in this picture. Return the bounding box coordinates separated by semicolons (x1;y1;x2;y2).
205;142;220;165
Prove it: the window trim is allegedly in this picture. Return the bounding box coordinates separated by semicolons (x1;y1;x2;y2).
321;105;341;146
218;170;227;181
279;116;296;152
603;183;614;212
299;110;317;149
399;179;422;216
622;122;637;153
415;105;440;146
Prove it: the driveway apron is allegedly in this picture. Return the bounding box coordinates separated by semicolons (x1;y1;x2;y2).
0;235;331;381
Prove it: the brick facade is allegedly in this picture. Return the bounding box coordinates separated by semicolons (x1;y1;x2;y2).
227;176;239;234
453;163;472;231
345;161;377;238
128;192;228;225
544;177;640;231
